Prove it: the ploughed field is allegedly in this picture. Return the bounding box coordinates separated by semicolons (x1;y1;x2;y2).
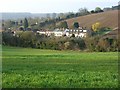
66;10;119;29
2;46;118;88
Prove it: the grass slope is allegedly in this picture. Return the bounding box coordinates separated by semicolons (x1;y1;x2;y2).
2;46;118;88
65;10;119;29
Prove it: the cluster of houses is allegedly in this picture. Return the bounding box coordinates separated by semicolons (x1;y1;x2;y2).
10;26;92;38
36;28;91;38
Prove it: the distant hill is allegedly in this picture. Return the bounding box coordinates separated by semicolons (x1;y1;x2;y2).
1;13;58;20
65;10;119;30
1;13;32;20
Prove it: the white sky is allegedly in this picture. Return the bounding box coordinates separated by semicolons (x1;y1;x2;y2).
0;0;119;13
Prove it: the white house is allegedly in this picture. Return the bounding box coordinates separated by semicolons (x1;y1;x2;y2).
53;29;63;36
78;33;86;37
45;31;53;36
63;29;89;38
36;28;90;38
54;31;63;37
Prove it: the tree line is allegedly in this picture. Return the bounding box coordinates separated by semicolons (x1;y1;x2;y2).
2;31;118;52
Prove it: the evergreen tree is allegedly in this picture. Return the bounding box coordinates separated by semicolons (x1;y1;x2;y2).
73;22;79;29
24;18;28;30
20;20;23;26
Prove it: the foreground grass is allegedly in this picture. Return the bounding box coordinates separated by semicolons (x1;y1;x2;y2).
2;46;118;88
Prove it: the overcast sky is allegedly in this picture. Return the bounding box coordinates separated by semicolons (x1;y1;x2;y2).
0;0;119;13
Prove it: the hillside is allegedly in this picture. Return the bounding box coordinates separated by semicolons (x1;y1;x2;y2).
65;10;119;30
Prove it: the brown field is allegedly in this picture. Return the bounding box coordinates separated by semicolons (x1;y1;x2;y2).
65;10;119;29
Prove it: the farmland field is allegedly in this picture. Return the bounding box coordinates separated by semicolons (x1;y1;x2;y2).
2;46;118;88
66;10;119;29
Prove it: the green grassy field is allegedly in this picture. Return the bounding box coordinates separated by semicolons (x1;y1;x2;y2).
2;46;118;88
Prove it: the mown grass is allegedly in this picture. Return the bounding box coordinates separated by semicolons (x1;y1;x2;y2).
2;46;118;88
